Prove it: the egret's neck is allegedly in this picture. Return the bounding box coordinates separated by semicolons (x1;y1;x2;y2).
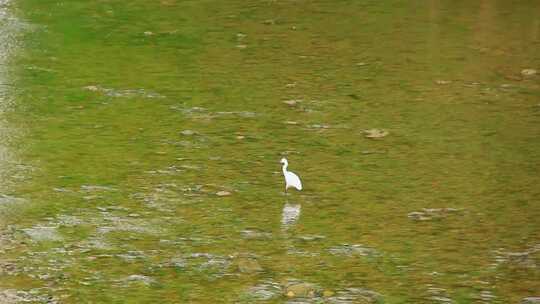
282;162;288;173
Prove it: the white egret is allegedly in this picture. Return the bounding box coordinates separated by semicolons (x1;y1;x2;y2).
280;158;302;192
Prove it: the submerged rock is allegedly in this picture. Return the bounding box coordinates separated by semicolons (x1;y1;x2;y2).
22;226;62;242
285;282;320;298
0;289;57;304
236;257;263;274
0;194;25;205
283;99;301;106
363;129;388;139
186;252;232;278
180;129;196;136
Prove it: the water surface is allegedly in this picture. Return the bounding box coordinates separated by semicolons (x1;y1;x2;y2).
1;0;539;303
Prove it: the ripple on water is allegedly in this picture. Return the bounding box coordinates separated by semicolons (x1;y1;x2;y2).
97;216;165;235
328;244;380;258
490;244;540;269
242;280;282;301
184;252;232;279
83;85;165;99
117;274;157;287
241;229;272;240
326;287;383;304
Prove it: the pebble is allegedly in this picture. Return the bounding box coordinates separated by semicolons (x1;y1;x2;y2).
521;69;537;76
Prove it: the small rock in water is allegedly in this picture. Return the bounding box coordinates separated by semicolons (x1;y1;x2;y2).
309;124;330;129
521;69;537;76
435;80;452;85
429;296;453;303
364;129;388;139
122;274;156;286
84;85;99;91
328;244;379;257
283;99;301;106
408;211;431;221
408;208;463;221
216;191;231;197
241;229;272;240
180;130;196;136
297;235;326;242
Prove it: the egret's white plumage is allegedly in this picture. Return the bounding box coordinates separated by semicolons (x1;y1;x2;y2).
280;158;302;191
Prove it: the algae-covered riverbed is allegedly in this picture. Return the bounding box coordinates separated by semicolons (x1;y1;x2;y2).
1;0;539;303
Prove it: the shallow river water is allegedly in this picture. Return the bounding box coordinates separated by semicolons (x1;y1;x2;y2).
1;1;539;303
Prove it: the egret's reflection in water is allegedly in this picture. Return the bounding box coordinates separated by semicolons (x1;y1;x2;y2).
281;202;301;231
